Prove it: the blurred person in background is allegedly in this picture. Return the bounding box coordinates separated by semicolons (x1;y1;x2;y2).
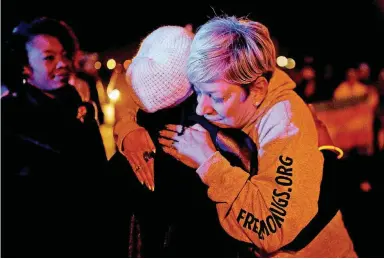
184;23;194;34
316;64;337;100
1;17;110;257
334;67;379;155
74;51;105;124
373;68;384;152
333;68;369;100
357;62;379;107
295;65;318;102
376;68;384;107
357;62;373;86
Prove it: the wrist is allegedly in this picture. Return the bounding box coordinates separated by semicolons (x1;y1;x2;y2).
199;148;216;166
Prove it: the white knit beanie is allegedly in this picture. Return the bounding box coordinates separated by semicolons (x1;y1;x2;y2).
126;26;194;113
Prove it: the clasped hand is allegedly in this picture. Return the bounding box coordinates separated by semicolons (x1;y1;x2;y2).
158;124;217;169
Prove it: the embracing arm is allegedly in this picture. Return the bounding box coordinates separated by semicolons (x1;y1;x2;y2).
196;102;324;253
113;90;155;190
113;91;142;153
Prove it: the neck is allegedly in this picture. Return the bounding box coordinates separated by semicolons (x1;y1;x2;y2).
239;103;258;129
27;82;68;100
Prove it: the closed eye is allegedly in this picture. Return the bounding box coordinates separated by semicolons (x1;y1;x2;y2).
212;97;224;103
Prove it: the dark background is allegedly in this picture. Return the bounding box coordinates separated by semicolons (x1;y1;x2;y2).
1;1;384;257
2;0;383;72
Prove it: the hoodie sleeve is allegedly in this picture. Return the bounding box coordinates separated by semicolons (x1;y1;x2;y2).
196;100;324;253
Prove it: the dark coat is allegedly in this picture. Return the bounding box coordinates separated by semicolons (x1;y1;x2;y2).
1;84;109;257
107;95;258;257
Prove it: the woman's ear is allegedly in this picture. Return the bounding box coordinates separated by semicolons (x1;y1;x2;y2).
249;76;268;106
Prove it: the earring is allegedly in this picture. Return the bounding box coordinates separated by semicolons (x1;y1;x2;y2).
252;94;260;107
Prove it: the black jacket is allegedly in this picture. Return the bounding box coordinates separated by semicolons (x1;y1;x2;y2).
1;84;109;257
107;95;258;257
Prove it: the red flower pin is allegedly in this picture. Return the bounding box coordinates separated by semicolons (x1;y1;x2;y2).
77;105;87;123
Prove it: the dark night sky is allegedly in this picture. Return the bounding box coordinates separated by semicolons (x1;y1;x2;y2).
2;0;383;73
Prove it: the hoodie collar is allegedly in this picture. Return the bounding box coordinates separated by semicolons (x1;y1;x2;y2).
243;68;296;130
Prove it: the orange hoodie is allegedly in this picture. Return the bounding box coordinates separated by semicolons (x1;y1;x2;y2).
196;69;356;257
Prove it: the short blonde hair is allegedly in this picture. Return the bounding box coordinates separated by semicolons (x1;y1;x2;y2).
187;16;276;85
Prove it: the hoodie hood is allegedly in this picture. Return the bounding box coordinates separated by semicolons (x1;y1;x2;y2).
245;68;297;126
261;68;296;109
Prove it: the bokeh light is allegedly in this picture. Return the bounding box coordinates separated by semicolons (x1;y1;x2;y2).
276;56;288;67
107;59;116;70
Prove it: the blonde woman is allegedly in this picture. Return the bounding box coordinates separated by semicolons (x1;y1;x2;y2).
159;16;356;257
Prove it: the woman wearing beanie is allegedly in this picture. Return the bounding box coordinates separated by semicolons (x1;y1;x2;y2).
113;26;194;191
111;25;247;257
158;16;357;257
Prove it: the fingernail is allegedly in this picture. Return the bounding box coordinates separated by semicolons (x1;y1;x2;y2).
152;186;155;192
140;181;144;185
